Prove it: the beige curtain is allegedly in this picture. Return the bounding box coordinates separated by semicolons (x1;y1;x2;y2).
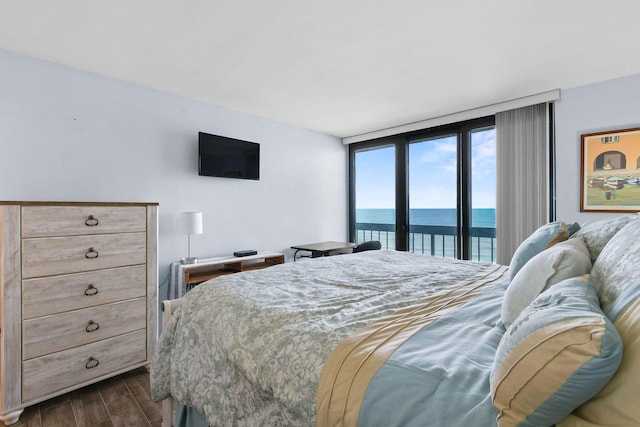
496;103;550;265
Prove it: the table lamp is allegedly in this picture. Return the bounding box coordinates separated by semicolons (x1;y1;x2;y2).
178;211;203;264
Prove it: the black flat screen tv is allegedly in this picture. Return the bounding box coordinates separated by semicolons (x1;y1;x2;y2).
198;132;260;180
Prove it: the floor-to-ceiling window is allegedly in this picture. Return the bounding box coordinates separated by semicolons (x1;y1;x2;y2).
349;116;496;262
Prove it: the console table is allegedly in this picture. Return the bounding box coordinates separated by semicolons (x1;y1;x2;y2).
169;252;285;298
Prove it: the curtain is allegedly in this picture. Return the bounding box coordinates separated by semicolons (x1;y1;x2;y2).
496;103;550;265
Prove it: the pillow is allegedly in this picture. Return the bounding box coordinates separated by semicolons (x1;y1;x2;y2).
509;221;580;280
501;237;591;326
570;214;638;264
558;295;640;427
558;219;640;426
590;218;640;316
491;276;623;427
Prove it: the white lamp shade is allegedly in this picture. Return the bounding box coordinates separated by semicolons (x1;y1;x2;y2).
178;211;203;235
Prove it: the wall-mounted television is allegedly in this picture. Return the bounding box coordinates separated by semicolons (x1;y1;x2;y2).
198;132;260;180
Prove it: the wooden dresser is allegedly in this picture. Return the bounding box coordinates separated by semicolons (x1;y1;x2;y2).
0;201;158;425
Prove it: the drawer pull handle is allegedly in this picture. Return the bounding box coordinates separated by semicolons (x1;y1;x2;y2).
85;215;99;227
85;357;100;369
85;320;100;332
84;284;99;296
85;248;99;259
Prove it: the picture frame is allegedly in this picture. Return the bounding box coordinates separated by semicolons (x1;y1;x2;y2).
580;127;640;212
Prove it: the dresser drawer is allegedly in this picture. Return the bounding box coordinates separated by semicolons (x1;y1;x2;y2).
22;232;146;278
22;329;147;402
23;298;146;360
21;205;146;238
22;265;147;319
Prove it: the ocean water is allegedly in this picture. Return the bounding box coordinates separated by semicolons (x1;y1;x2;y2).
356;208;495;227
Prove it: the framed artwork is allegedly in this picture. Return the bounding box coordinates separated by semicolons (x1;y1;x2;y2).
581;127;640;212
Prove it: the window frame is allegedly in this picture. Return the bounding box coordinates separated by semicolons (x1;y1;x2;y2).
349;115;496;258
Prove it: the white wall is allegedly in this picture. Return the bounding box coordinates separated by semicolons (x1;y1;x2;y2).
554;73;640;224
0;49;348;299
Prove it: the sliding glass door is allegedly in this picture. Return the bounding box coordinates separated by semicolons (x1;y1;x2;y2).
470;127;497;262
352;145;396;250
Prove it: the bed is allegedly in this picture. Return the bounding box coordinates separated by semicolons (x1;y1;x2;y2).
151;214;640;427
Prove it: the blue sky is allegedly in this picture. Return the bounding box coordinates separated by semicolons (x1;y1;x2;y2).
355;128;496;209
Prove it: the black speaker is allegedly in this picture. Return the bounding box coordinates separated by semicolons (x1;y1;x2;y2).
233;250;258;257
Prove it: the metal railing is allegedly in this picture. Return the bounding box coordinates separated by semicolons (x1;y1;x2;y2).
355;222;496;263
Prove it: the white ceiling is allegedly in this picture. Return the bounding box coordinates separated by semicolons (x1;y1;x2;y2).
2;1;640;138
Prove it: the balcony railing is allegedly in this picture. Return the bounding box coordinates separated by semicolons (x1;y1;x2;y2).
355;222;496;263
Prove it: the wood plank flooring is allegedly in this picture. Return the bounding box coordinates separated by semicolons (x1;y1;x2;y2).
13;368;163;427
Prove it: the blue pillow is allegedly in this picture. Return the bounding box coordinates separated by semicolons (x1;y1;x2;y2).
491;276;623;427
509;221;580;279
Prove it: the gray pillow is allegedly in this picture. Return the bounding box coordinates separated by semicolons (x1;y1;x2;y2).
571;214;638;264
591;218;640;317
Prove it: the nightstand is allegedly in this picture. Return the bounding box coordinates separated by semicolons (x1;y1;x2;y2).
169;252;285;298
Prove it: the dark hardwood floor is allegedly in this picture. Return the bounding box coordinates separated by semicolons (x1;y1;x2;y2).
13;368;163;427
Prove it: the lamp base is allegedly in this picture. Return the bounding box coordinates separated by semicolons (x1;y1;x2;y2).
181;257;198;265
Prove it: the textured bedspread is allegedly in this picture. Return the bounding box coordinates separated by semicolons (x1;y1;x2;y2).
316;268;507;427
151;250;506;426
318;265;509;427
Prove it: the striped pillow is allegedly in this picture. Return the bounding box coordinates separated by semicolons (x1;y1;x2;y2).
559;219;640;426
491;276;623;427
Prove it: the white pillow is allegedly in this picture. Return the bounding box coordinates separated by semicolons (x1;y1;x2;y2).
502;237;592;326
